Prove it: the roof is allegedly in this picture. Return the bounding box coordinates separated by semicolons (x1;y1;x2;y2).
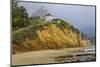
45;13;52;16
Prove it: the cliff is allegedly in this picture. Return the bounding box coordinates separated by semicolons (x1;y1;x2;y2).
12;19;91;54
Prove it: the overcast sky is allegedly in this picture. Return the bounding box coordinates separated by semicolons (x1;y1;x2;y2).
18;1;95;35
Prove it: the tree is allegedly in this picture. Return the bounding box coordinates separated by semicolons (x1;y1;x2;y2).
12;0;30;30
32;6;49;20
33;16;41;25
81;32;87;40
75;28;81;46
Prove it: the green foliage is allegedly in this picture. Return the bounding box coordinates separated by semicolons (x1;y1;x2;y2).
74;28;80;34
12;1;30;31
90;38;96;45
57;19;80;34
13;25;38;44
33;16;42;25
59;19;70;27
53;19;73;31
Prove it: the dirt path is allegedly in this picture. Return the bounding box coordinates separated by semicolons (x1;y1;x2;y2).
12;47;92;65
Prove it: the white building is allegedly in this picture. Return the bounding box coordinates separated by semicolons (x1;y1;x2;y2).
45;13;54;22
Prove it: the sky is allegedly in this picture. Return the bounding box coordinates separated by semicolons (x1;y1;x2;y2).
18;1;96;37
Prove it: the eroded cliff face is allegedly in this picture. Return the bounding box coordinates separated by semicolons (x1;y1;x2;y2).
12;22;91;54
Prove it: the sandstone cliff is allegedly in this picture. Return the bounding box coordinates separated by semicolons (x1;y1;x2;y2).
12;20;91;53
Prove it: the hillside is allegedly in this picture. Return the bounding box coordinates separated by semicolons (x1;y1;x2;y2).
12;19;91;54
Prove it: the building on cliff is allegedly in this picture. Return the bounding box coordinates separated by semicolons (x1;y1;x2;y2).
44;13;54;22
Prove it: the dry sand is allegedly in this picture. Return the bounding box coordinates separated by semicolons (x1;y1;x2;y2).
12;47;92;65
